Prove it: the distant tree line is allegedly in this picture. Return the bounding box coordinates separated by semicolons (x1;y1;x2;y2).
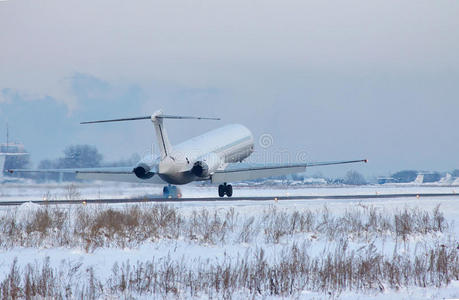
36;145;103;181
6;144;139;182
4;154;30;170
343;170;367;185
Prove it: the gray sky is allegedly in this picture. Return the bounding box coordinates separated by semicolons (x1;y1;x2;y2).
1;0;458;178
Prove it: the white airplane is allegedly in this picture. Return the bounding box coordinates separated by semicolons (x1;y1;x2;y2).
8;110;367;197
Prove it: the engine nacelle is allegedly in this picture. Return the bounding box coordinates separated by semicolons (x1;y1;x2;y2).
191;161;209;177
191;153;222;178
133;163;155;179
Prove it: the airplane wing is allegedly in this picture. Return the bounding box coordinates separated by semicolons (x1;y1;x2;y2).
211;159;367;184
6;167;166;184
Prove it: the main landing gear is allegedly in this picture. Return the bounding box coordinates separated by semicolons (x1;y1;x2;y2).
218;183;233;197
163;185;181;198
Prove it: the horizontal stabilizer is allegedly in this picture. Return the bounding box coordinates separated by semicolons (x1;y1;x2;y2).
81;116;151;124
81;114;220;124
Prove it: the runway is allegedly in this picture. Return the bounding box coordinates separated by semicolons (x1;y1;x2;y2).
1;192;458;206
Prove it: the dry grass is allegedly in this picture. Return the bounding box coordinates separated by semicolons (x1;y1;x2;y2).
0;203;457;298
0;240;458;299
0;203;452;250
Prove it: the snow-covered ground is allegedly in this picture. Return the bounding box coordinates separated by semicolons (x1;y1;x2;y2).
0;181;458;201
0;182;458;299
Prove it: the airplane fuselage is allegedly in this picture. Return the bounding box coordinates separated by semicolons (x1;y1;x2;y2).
137;124;254;185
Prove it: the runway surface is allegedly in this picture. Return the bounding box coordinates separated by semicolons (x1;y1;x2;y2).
1;192;458;206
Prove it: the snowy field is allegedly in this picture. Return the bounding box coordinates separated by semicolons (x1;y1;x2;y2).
0;182;458;299
1;181;458;201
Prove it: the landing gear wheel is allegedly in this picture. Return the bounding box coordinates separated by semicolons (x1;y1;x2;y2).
218;184;225;197
226;184;233;197
218;183;233;197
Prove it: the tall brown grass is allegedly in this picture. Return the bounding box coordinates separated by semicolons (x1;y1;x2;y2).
0;203;457;298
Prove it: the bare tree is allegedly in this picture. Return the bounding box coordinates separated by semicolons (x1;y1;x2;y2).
344;170;366;185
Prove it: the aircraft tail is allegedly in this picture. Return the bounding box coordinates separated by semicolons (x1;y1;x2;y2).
414;174;424;184
81;110;220;159
151;111;172;159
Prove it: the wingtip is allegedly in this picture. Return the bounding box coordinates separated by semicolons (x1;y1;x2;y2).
364;159;368;163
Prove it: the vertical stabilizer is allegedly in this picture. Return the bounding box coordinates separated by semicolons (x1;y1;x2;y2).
414;174;424;184
151;110;172;159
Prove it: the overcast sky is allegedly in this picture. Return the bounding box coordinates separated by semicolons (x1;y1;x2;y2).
1;0;458;178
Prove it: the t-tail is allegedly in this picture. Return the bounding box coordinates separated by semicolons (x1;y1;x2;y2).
81;110;220;159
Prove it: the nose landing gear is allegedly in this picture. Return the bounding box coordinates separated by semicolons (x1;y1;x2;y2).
163;185;182;198
218;183;233;197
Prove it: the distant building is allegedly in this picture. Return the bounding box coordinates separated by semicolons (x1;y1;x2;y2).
0;142;26;153
0;142;29;179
